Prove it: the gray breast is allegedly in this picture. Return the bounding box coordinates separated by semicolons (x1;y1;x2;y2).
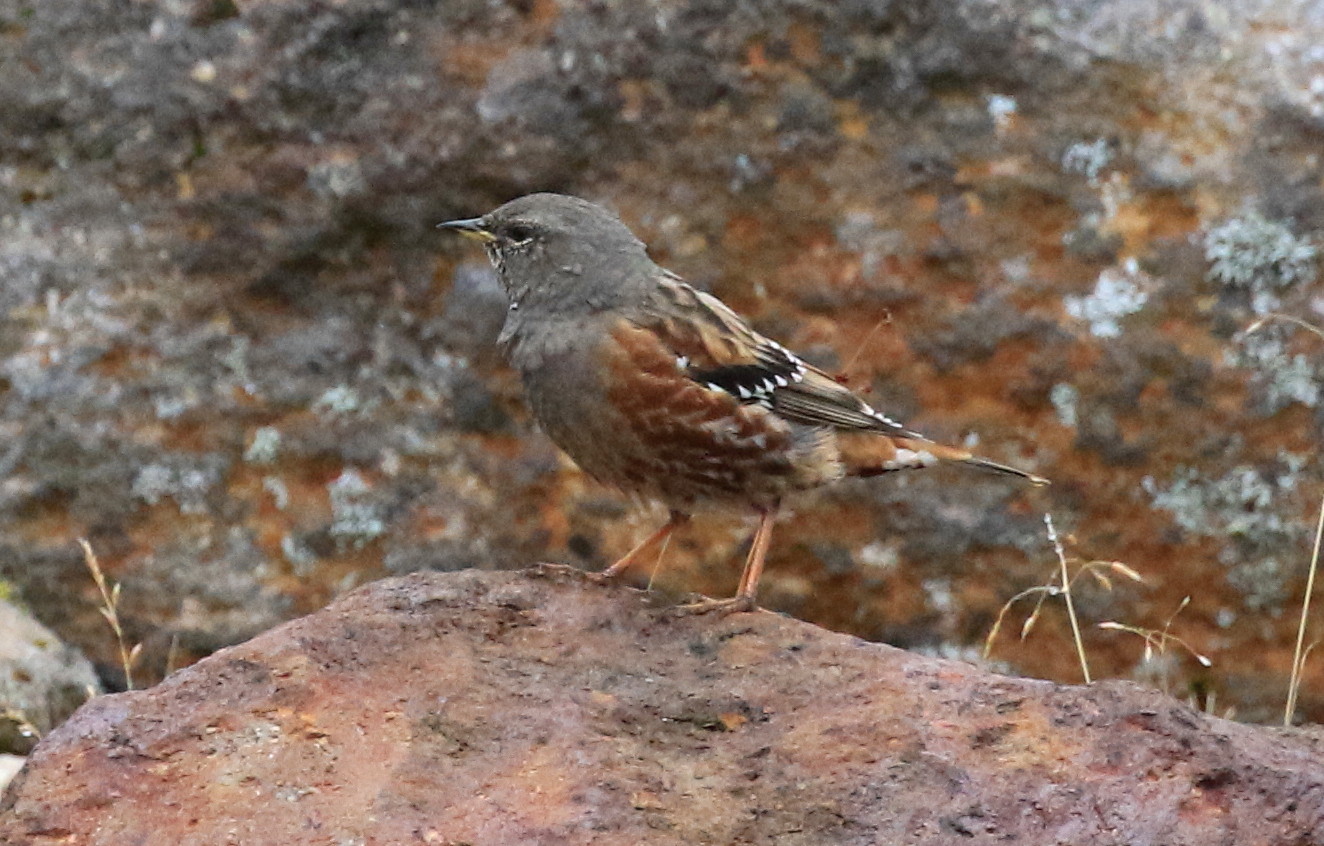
502;315;617;464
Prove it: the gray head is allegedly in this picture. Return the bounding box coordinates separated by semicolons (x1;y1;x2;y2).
439;193;654;314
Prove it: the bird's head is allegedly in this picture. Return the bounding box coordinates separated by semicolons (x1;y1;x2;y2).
439;193;651;313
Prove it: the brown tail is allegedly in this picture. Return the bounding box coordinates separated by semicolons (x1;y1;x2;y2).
839;434;1049;486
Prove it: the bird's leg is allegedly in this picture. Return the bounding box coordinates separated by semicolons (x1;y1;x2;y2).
676;505;778;615
593;510;690;582
735;507;777;601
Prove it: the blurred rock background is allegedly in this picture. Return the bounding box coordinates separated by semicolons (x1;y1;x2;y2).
1;0;1322;732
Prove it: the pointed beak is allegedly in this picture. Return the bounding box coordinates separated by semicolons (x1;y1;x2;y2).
437;217;497;243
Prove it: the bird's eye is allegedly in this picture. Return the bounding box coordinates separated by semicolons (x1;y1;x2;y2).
503;224;536;245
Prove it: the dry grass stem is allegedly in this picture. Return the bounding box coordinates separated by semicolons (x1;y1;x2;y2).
1046;514;1091;683
78;538;141;691
165;633;182;678
983;517;1141;682
1186;689;1236;721
1285;490;1324;726
1099;595;1212;673
983;584;1060;660
1243;311;1324;342
646;533;675;592
1240;312;1324;727
841;312;893;375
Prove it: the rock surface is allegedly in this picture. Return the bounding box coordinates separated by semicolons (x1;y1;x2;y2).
2;568;1322;845
2;0;1324;723
0;599;100;755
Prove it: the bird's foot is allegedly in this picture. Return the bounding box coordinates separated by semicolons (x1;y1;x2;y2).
670;594;757;616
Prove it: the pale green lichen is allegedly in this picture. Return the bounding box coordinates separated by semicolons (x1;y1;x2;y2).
153;393;196;420
262;475;290;510
221;336;254;388
916;642;1013;673
1144;455;1309;613
1204;211;1317;314
328;469;385;548
1227;332;1321;411
314;385;362;416
280;533;317;576
1050;383;1080;428
1224;554;1290;614
131;462;219;514
244;426;281;463
307;157;367;200
1064;262;1149;338
1062;138;1113;183
922;578;955;615
131;464;175;504
986;93;1017;131
1145;460;1303;537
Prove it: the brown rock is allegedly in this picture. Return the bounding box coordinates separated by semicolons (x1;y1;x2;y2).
3;568;1321;845
4;0;1324;725
0;600;101;755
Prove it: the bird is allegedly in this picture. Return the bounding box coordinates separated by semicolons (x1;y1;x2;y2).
439;193;1047;613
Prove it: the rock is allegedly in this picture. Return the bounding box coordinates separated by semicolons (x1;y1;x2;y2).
1;0;1324;723
2;568;1322;845
0;599;101;755
0;755;24;795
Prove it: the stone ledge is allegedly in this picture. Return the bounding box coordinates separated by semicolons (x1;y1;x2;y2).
2;566;1322;845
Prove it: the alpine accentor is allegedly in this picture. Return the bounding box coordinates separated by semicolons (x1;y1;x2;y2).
440;193;1046;612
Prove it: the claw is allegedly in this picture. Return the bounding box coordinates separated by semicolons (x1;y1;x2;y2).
671;594;757;616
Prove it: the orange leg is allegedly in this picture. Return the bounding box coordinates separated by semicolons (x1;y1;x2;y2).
734;507;777;603
677;505;778;615
594;510;690;582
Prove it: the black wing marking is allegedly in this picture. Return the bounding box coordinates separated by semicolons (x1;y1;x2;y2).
687;341;806;408
685;338;919;436
645;271;921;435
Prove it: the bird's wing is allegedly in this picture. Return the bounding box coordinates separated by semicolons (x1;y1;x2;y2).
633;272;922;436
